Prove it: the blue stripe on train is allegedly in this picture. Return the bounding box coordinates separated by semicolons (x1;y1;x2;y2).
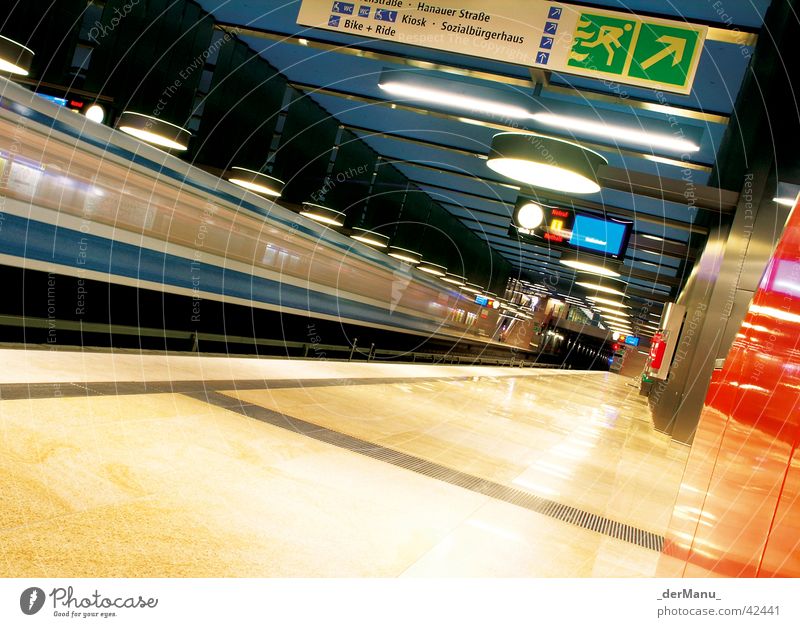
0;213;447;335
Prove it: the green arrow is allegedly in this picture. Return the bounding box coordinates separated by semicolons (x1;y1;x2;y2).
640;35;687;70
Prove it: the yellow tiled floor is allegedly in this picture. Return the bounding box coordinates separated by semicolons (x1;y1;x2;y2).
0;355;688;577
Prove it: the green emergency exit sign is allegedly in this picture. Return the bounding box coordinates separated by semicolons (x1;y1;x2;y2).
566;11;704;92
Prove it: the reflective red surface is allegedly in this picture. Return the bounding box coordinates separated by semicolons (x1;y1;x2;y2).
658;200;800;577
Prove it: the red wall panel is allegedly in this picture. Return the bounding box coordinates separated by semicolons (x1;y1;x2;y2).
657;200;800;578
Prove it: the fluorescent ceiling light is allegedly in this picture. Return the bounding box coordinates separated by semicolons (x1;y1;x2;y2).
379;81;531;119
560;258;621;277
576;281;626;296
596;306;630;316
532;112;700;153
773;197;796;207
641;234;665;242
587;296;630;308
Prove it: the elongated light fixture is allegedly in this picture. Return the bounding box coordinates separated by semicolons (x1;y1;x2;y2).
300;203;345;227
559;251;621;277
387;246;422;265
596;306;630;317
587;296;630;308
532;113;700;153
773;197;796;207
575;277;627;296
0;35;33;76
378;80;531;120
225;167;284;198
418;261;447;277
378;76;701;154
116;111;191;151
350;227;390;248
487;132;607;194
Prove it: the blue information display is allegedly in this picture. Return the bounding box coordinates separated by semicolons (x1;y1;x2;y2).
624;336;640;347
474;295;489;306
569;214;629;257
511;199;633;260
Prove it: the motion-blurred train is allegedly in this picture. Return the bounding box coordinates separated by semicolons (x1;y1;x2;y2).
0;77;530;357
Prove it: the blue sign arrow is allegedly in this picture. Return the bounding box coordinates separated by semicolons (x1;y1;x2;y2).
544;21;558;34
540;36;553;49
548;6;562;19
536;51;550;64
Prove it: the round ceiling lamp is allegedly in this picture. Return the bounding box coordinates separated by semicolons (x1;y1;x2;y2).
575;275;627;296
418;261;447;277
486;132;607;194
350;227;390;248
387;246;422;265
516;202;545;229
299;203;345;227
0;35;34;76
559;251;621;277
441;273;467;286
116;111;191;151
225;167;284;198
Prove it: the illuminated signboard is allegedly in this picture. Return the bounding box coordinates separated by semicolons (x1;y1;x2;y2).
511;199;632;260
37;94;68;107
569;214;630;258
474;295;489;307
624;336;640;347
35;93;86;113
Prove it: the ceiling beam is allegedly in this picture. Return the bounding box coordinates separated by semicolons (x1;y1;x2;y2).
221;23;731;125
395;163;709;235
344;121;728;220
291;82;714;174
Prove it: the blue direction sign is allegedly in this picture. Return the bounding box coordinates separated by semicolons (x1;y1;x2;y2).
548;6;562;19
358;5;370;17
374;9;397;22
331;2;354;15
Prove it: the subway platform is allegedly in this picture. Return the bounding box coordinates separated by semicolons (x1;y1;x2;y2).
0;348;687;577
